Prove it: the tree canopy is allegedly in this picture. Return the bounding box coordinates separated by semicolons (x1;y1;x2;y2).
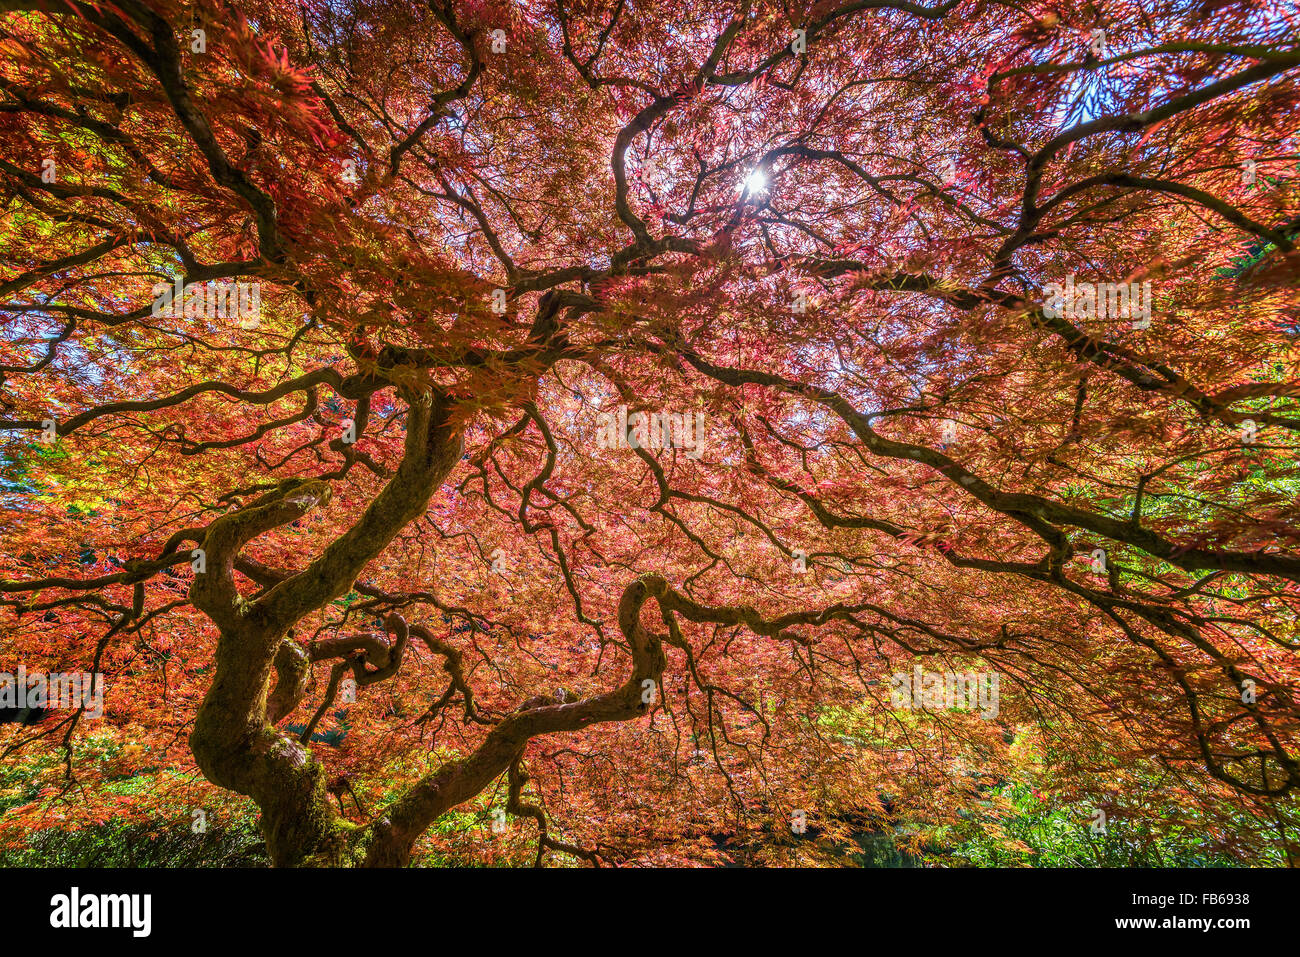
1;0;1297;867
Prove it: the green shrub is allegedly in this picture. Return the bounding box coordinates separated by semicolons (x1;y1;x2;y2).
0;819;268;867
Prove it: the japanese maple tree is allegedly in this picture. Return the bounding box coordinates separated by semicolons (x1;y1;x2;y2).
1;0;1298;866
